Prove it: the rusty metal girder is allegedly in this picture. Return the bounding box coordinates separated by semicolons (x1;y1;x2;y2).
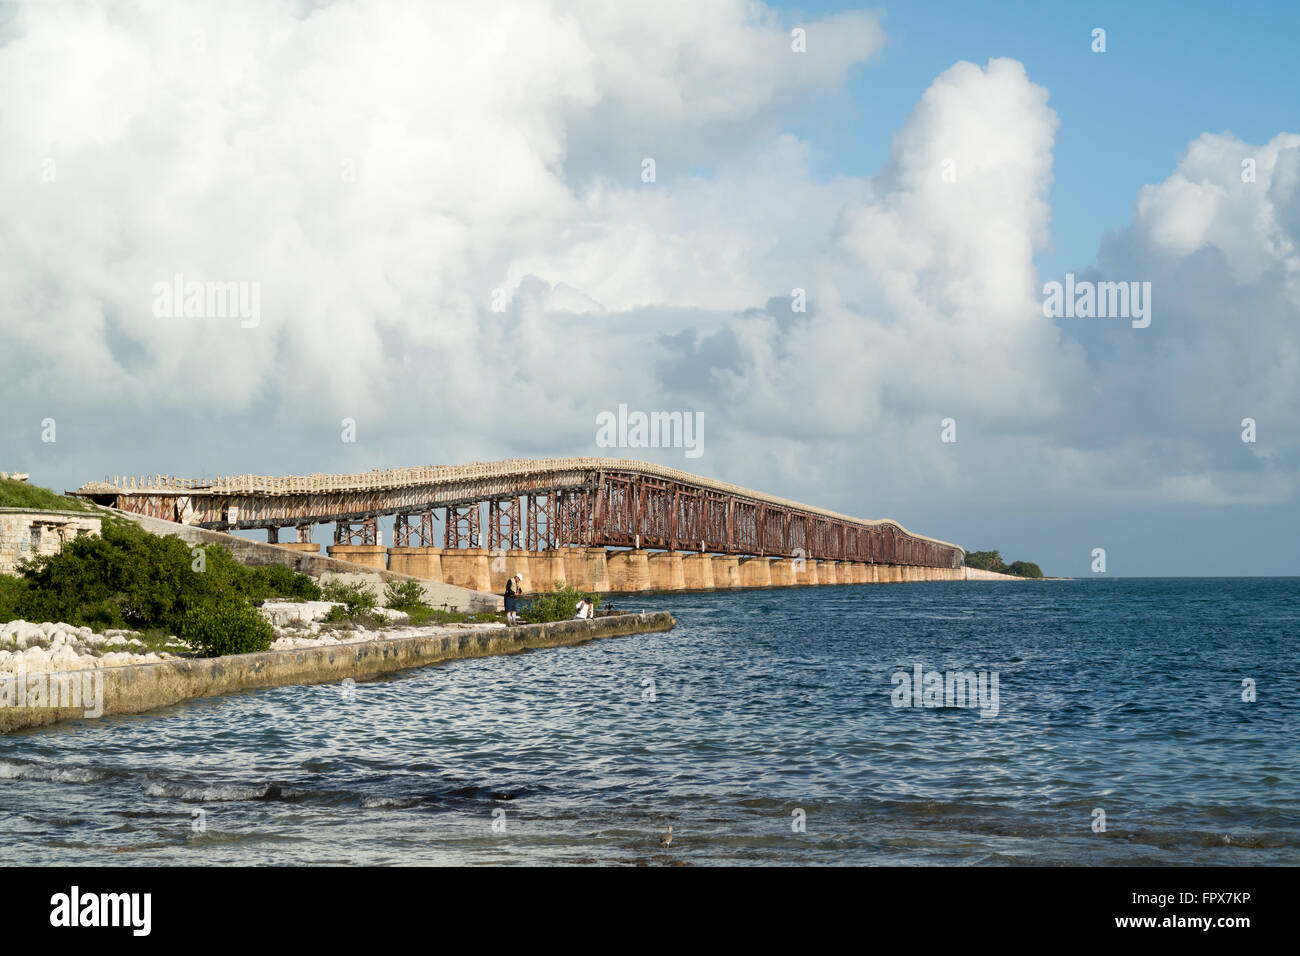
487;498;522;552
334;518;378;546
393;511;436;548
445;505;480;549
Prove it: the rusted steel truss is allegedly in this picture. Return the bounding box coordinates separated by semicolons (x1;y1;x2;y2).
334;518;378;546
393;511;436;548
487;498;522;551
444;505;480;549
95;464;962;568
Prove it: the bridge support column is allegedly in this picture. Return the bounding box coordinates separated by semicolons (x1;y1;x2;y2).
681;553;715;590
711;555;740;589
846;562;867;584
496;550;534;594
564;547;610;593
326;545;389;570
387;547;443;581
531;550;568;592
793;560;818;586
647;551;685;591
606;549;651;592
561;548;586;590
738;556;772;588
441;549;491;592
268;527;282;544
277;542;321;555
769;558;796;587
816;561;839;584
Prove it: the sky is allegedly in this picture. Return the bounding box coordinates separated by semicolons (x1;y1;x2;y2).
1;0;1297;576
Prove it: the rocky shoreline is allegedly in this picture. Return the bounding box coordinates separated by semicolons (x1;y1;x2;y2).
1;600;507;675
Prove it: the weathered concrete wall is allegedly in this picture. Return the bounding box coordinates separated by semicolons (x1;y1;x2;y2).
647;551;685;591
606;549;651;592
738;556;772;588
0;509;102;575
326;544;388;570
532;550;568;590
387;546;442;580
681;553;714;590
712;555;741;589
1;611;676;734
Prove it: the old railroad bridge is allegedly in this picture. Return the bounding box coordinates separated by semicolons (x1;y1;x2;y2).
74;458;968;592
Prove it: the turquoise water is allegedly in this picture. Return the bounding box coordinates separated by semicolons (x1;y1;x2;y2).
1;578;1297;865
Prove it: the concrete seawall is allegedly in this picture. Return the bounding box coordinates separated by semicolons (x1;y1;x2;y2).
1;612;675;734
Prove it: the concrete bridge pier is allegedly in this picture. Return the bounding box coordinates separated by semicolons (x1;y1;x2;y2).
497;549;535;594
648;551;686;591
817;561;839;584
738;556;772;588
531;550;568;592
277;542;321;555
607;548;652;592
326;545;389;570
563;547;610;593
681;552;715;590
387;546;443;581
712;555;741;589
792;560;818;586
769;558;796;587
441;548;492;592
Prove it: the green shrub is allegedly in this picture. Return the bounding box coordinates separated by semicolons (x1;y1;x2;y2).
964;550;1045;577
179;599;275;657
321;580;377;618
244;562;322;601
963;550;1008;573
383;579;427;611
521;583;600;624
5;517;320;640
0;574;28;623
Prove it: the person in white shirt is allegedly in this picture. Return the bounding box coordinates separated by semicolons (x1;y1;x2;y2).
573;598;592;619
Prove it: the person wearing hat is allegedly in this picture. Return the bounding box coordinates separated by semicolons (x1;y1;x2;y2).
504;572;523;625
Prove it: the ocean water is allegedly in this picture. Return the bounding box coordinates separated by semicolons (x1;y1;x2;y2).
1;578;1297;866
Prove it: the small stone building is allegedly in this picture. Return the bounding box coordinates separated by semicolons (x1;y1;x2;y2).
0;509;102;575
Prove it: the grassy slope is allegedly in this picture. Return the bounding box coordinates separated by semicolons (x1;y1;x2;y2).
0;477;90;512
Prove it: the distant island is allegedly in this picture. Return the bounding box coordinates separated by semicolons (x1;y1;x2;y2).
964;550;1043;579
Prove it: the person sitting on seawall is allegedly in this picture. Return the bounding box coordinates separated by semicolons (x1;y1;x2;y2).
504;573;523;626
573;598;593;620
